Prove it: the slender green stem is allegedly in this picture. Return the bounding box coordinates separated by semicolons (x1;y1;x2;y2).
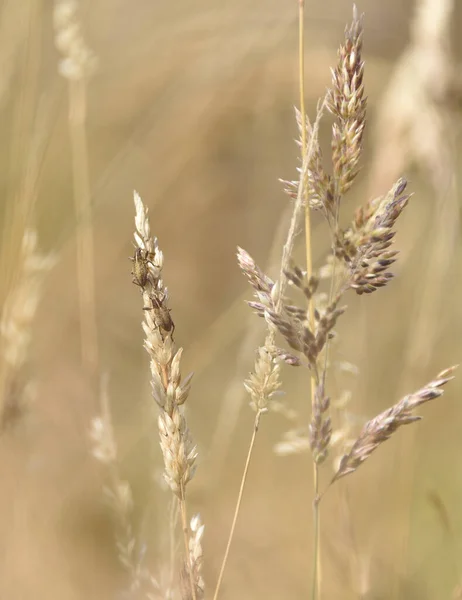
212;410;262;600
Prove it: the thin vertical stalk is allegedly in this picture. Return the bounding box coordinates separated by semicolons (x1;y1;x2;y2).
212;410;263;600
68;78;99;377
0;0;41;294
298;1;321;597
298;0;307;155
311;466;320;600
0;0;42;415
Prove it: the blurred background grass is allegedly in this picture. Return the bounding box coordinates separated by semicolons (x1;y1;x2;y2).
0;0;461;598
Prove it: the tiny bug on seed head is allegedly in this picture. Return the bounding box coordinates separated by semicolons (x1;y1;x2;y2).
130;247;155;288
144;294;175;337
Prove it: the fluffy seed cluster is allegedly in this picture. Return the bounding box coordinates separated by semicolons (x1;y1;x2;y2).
53;0;97;80
280;105;335;220
264;293;345;369
331;366;457;484
243;346;283;413
132;192;196;498
281;7;366;226
298;107;334;215
281;107;334;214
240;7;457;507
327;5;366;196
309;384;332;465
238;247;348;463
236;247;297;414
242;258;346;371
237;249;304;365
336;177;410;294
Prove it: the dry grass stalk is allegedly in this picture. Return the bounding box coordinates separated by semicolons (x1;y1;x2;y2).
53;0;99;375
0;2;53;315
90;380;194;600
132;193;196;496
237;10;367;598
281;6;366;229
279;3;367;475
131;191;199;600
329;366;457;487
208;212;294;482
0;0;33;109
89;378;145;593
237;6;457;598
0;230;55;429
212;90;329;600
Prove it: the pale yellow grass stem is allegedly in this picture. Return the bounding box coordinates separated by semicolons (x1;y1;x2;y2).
68;78;99;376
212;410;263;600
298;1;321;597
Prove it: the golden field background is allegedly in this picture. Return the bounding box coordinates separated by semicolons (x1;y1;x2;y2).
0;0;461;598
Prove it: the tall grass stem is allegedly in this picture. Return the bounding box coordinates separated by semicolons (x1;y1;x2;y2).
298;0;322;597
212;410;263;600
68;78;99;377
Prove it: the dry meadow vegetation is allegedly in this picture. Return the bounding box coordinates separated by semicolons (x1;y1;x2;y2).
0;0;462;599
